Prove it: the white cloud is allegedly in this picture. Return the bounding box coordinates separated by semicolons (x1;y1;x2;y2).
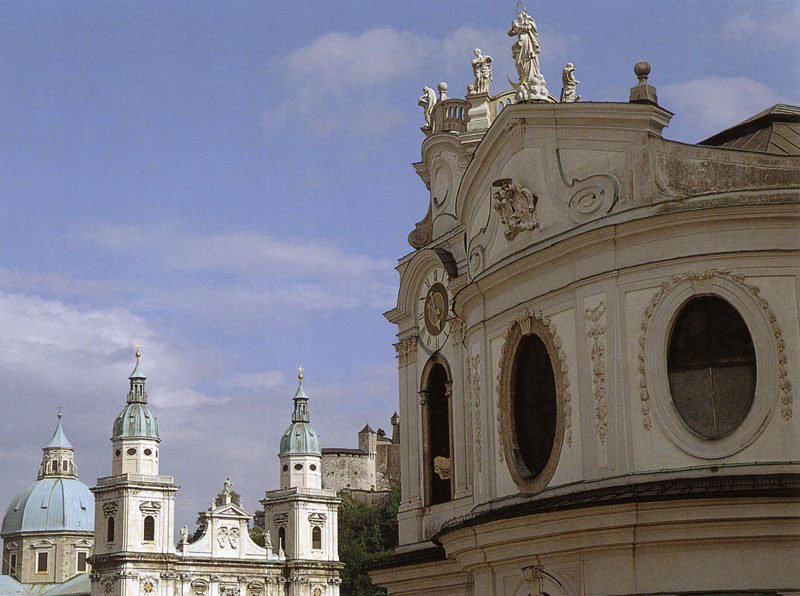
85;225;392;281
722;6;800;44
660;77;789;141
0;291;218;410
272;24;578;136
285;28;428;97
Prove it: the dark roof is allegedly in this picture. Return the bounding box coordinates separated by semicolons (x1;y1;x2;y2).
321;448;367;455
359;424;374;434
699;104;800;155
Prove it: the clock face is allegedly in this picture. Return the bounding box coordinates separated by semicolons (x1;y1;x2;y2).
418;267;451;352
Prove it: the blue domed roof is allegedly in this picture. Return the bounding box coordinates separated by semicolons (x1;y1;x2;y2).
1;477;94;535
278;376;321;456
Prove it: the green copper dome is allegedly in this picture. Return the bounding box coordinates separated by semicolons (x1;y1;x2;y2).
112;351;160;441
279;374;321;456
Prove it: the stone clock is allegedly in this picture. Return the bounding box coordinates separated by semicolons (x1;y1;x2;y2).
418;266;452;352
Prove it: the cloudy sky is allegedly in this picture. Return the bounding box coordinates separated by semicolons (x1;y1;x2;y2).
1;1;798;534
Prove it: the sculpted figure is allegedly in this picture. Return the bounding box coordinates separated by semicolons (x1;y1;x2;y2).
508;2;548;101
492;179;539;240
471;48;493;94
560;63;581;102
265;529;272;550
418;86;437;128
180;526;189;544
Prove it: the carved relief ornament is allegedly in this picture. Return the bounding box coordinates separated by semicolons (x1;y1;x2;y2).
492;178;539;240
394;336;419;368
466;351;482;475
102;502;118;518
585;301;608;445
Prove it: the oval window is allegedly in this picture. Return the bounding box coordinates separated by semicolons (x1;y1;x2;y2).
144;449;152;456
512;334;557;478
309;464;317;471
667;296;756;439
127;448;137;456
294;463;303;470
115;449;121;457
282;465;288;472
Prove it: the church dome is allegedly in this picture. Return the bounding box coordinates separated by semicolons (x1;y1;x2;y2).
1;477;94;535
1;415;93;536
112;402;160;441
278;371;321;456
111;350;160;441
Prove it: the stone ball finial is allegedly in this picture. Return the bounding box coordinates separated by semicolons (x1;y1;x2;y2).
634;61;651;82
438;81;449;100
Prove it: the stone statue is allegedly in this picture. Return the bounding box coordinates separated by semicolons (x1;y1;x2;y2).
508;2;548;102
418;86;437;128
264;529;272;550
560;63;581;102
222;477;232;495
180;526;189;545
471;48;493;94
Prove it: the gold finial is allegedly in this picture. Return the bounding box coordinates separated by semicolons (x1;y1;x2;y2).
297;364;304;380
135;344;142;359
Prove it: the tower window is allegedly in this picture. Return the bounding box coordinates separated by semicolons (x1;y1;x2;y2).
278;527;286;551
282;465;288;471
77;551;88;572
51;460;58;473
312;526;322;550
294;463;303;470
424;361;452;505
36;551;49;574
107;517;115;543
115;449;121;457
144;448;152;456
309;464;317;471
143;515;155;542
9;553;17;577
62;460;68;471
127;448;136;456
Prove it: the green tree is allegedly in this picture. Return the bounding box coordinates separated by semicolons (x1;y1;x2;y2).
338;486;400;596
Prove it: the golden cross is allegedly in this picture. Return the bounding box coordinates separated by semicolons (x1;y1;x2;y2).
135;344;142;358
297;364;304;380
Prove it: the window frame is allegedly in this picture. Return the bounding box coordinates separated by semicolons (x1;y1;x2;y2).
497;311;567;494
419;354;455;507
36;550;49;574
642;272;783;458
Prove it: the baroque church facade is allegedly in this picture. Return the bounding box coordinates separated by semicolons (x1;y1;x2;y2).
2;354;343;596
369;5;800;596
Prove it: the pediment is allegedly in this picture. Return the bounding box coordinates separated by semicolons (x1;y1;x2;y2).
458;103;651;280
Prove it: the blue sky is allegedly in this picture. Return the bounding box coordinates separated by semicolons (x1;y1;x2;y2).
1;1;798;534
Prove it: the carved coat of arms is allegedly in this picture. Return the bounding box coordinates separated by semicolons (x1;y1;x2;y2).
492;179;539;240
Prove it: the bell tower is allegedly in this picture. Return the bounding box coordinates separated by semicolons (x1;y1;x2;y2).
262;367;342;594
91;350;178;596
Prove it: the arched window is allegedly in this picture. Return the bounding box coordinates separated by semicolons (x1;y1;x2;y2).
312;526;322;550
278;527;286;551
667;296;756;439
422;359;452;505
143;516;155;542
107;517;115;543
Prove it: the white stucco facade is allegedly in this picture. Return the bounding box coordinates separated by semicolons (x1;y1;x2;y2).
370;13;800;595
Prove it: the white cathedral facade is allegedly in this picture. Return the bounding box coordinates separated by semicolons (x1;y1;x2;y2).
88;353;342;596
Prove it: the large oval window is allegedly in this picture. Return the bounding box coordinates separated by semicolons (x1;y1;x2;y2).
667;296;756;439
512;334;557;478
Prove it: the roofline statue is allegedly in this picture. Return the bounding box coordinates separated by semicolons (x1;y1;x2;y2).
508;2;549;102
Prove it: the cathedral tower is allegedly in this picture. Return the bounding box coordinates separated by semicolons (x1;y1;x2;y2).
262;368;342;594
90;350;178;596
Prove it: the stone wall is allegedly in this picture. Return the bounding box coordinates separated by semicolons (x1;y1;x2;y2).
321;451;374;492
